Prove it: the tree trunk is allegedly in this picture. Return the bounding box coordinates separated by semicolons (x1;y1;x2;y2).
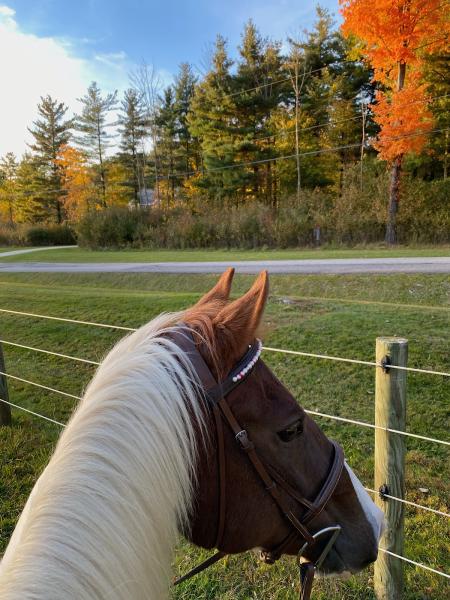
385;62;406;245
444;130;448;180
385;155;402;245
56;198;62;224
8;199;13;225
295;86;301;200
97;120;107;208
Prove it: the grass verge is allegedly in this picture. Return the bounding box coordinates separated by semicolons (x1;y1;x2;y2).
0;272;448;599
0;245;449;263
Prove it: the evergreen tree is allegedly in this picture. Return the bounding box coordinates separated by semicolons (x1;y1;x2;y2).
173;63;199;183
283;8;374;192
188;35;243;202
234;20;284;204
155;86;178;204
0;152;18;224
15;153;49;223
421;51;450;179
76;82;118;206
118;88;148;204
27;95;73;223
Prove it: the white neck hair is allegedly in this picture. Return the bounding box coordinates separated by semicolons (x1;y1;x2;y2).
0;314;205;600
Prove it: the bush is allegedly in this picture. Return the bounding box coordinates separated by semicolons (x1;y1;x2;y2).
76;167;450;250
25;224;77;246
77;208;142;248
0;224;24;246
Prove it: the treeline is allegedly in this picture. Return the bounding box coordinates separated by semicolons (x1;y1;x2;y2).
0;7;448;244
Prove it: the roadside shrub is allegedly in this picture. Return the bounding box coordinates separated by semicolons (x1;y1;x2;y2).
398;177;450;244
0;224;24;246
76;168;450;250
25;224;77;246
0;223;77;246
77;208;142;248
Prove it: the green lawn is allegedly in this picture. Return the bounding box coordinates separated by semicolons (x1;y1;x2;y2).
0;272;448;599
0;244;449;262
0;247;24;254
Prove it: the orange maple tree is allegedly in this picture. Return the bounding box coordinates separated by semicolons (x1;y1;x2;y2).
339;0;450;243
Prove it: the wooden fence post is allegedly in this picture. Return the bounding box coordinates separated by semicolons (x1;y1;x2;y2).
0;341;11;425
374;337;408;600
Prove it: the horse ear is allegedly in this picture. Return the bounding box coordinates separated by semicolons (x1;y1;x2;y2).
213;270;269;356
194;267;235;306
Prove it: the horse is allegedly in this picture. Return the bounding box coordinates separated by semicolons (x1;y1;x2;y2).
0;269;384;599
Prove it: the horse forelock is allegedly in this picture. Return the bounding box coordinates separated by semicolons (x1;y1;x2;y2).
0;312;206;600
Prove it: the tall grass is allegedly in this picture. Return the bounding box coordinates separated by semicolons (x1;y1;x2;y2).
77;171;450;249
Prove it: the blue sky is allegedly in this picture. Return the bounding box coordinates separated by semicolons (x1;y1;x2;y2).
1;1;341;155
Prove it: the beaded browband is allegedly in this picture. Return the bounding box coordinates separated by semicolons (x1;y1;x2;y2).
232;340;262;383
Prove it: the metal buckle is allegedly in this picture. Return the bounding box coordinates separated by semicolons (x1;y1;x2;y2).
296;525;341;571
235;429;253;451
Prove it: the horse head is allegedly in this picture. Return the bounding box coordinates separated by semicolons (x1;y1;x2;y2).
182;268;384;577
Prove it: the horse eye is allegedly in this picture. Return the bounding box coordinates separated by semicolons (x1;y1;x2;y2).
277;418;304;442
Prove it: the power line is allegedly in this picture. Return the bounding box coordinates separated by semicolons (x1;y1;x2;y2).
158;128;449;180
250;93;449;145
5;97;448;198
199;58;364;103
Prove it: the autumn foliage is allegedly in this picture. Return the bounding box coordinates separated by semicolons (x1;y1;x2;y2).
340;0;449;161
56;145;94;221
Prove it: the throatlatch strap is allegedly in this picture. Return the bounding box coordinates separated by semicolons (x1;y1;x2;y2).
212;404;227;548
299;562;315;600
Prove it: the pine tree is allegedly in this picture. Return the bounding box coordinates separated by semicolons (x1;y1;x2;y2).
283;8;374;193
188;35;243;202
27;95;73;223
15;153;49;223
155;86;178;205
173;63;199;186
76;82;118;207
235;20;284;204
0;152;18;224
118;88;148;204
422;51;450;179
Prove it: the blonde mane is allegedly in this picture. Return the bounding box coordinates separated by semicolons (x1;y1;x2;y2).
0;313;206;600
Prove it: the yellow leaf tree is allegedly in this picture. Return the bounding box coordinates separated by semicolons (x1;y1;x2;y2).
56;145;95;222
340;0;450;243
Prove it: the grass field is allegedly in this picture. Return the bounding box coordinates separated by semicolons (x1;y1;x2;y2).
0;247;23;254
0;272;448;599
0;244;449;262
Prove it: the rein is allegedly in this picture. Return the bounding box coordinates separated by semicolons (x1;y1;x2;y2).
170;327;344;600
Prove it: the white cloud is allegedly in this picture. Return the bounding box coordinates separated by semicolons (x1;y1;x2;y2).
0;5;129;158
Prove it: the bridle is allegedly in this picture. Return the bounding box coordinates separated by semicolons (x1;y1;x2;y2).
170;327;345;600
